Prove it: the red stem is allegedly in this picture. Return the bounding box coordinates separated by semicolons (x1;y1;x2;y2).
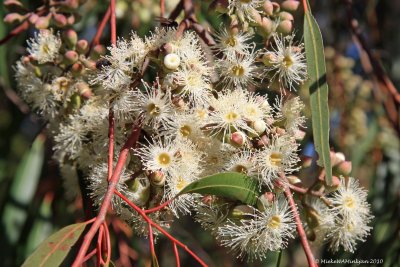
302;0;309;13
110;0;117;46
107;109;115;181
144;198;173;214
90;6;111;50
173;243;181;267
280;177;318;267
114;190;208;267
160;0;165;18
96;224;104;267
72;126;141;267
103;222;111;265
83;248;97;263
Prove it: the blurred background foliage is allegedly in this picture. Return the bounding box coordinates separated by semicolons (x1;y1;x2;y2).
0;0;399;266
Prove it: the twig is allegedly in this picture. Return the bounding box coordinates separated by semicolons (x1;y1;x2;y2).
173;243;181;267
71;126;142;267
90;6;111;50
279;174;318;267
160;0;165;18
114;190;208;267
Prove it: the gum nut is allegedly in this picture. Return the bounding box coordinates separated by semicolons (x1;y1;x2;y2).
325;175;341;190
281;0;300;12
29;13;39;24
71;62;83;74
336;161;352;176
67;14;76;25
277;20;293;35
261;16;273;33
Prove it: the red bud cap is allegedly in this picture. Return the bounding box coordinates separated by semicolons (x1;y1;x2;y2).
230;131;246;147
336;161;352;176
64;50;79;64
53;13;67;27
4;13;26;24
35;15;51;29
76;39;89;54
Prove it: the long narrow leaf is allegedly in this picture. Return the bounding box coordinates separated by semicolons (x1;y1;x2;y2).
303;1;333;185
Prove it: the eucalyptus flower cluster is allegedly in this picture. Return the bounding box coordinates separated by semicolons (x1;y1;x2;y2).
14;3;373;260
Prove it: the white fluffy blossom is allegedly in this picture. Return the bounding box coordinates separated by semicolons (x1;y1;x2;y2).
27;30;61;64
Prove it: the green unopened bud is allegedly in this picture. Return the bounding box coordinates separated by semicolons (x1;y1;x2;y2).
281;0;300;12
64;50;79;64
263;1;274;16
69;93;81;110
306;208;321;229
62;29;78;48
35;15;51;29
149;171;165;187
76;39;89;54
53;13;67;27
257;192;275;211
249;9;262;26
306;229;316;241
258;17;274;38
279;11;294;21
229;205;254;219
277;20;293;35
71;62;84;76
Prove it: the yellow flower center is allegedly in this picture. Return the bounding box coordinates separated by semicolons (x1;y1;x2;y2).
197;109;207;120
179;125;192;137
234;164;248;174
156;152;171;167
343;196;355;209
225;111;239;122
231;65;245;77
269;152;283;167
176;176;187;191
268;215;282;229
147;103;160;116
225;36;237;47
41;44;50;54
283;55;293;68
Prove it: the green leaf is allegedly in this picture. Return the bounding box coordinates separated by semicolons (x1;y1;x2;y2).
22;222;88;267
303;1;333;185
178;172;260;205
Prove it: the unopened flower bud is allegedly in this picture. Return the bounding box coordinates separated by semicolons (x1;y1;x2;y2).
64;50;79;64
256;134;269;147
325;175;341;191
335;161;352;176
306;229;316;241
66;14;76;25
62;29;78;48
279;11;294;21
262;52;276;67
257;192;275;211
4;0;25;13
71;62;84;76
301;155;313;168
263;1;274;16
287;175;301;185
91;44;106;60
306;208;320;229
335;152;346;162
53;13;67;27
69;93;81;110
229;131;246;147
281;0;300;12
251;119;267;134
4;13;26;24
258;17;274;37
76;81;92;99
294;129;306;141
76;39;89;54
164;53;180;70
272;2;281;13
35;15;51;29
28;13;39;24
277;20;293;35
229;205;254;219
172;96;186;110
149;171;165;187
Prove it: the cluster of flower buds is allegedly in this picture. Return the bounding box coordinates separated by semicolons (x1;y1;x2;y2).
13;1;373;261
3;0;86;29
